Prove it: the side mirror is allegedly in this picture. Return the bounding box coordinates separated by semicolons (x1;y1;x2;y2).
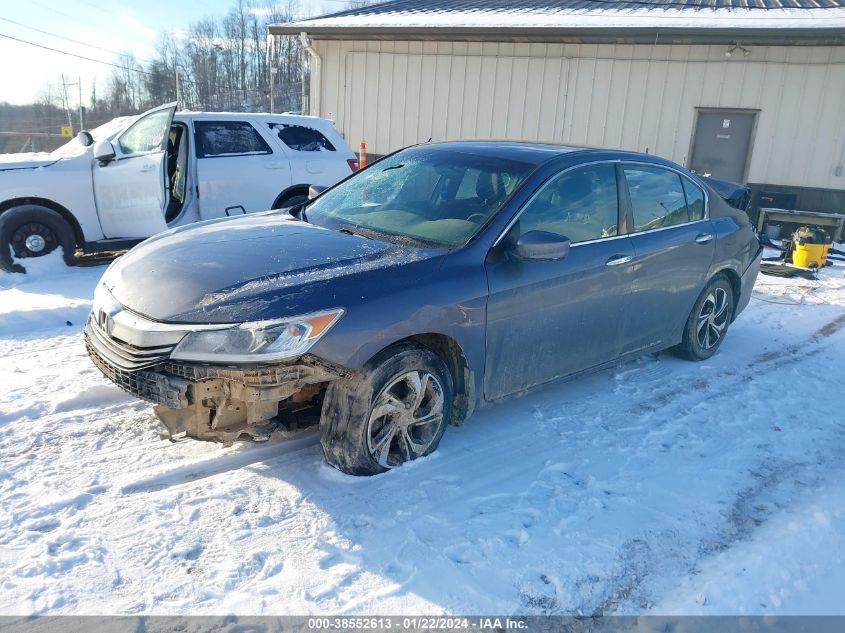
308;184;328;200
76;130;94;147
514;231;571;261
93;140;116;163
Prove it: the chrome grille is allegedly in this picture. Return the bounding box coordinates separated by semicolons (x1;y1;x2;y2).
85;317;175;371
85;335;189;409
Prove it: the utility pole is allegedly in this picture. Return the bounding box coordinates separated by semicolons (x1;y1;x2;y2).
175;65;182;108
61;75;84;132
269;66;277;113
60;74;73;132
77;77;84;130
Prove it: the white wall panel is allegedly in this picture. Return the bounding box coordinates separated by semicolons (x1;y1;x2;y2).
312;39;845;189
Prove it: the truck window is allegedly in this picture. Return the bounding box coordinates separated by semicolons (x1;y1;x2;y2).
195;121;272;158
268;123;336;152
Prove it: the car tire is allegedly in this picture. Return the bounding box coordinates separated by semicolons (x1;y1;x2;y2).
319;342;454;476
274;193;308;210
0;205;77;274
675;274;735;361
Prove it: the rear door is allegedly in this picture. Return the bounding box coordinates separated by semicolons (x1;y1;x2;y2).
267;120;353;186
484;162;635;400
194;119;290;219
620;164;715;353
93;102;175;238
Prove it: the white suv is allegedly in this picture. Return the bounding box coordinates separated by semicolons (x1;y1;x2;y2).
0;103;358;272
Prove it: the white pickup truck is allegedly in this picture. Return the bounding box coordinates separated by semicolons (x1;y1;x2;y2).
0;102;359;272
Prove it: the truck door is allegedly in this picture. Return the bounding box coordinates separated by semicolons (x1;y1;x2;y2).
194;119;291;219
93;103;176;239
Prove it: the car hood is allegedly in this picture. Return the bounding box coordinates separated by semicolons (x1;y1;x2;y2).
106;212;443;323
0;152;60;171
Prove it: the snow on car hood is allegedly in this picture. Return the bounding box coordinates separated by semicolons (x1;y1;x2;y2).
0;152;60;171
105;212;441;323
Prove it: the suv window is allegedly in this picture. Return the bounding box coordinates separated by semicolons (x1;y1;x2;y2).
118;109;171;154
682;177;706;221
623;165;691;232
516;164;619;244
195;121;272;158
268;123;336;152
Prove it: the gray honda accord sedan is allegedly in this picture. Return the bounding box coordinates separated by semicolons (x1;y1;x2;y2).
85;141;762;475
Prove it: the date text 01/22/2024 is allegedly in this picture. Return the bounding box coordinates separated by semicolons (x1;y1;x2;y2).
306;617;528;630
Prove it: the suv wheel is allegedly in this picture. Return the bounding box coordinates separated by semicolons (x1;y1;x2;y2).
0;205;76;273
675;274;735;361
274;193;308;210
320;342;454;476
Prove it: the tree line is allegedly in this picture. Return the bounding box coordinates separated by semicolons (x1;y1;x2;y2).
0;0;336;153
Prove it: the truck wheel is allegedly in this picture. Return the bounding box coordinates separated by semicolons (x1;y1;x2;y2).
0;205;77;273
320;342;454;476
675;274;735;361
273;192;308;210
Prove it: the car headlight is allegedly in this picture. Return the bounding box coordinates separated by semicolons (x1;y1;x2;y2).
170;309;344;363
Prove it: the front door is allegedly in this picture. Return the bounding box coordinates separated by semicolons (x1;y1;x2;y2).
93;103;175;238
620;164;716;353
689;109;756;183
484;163;635;400
194;119;290;219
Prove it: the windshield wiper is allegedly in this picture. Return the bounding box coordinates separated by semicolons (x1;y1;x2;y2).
337;224;383;240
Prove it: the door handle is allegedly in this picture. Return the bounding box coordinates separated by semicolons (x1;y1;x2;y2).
695;233;714;244
264;162;284;169
139;163;156;173
606;254;633;267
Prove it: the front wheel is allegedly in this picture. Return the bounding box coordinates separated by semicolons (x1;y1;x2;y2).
0;205;76;273
320;342;454;476
675;275;735;361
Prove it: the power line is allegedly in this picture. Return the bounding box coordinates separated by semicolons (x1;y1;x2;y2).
0;32;154;75
0;16;156;65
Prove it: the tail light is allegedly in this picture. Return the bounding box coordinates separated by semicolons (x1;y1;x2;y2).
347;158;359;172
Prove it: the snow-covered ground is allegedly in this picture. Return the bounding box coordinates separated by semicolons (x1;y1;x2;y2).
1;252;844;616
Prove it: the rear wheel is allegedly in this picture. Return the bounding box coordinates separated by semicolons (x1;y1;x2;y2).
675;275;735;361
320;342;454;476
273;192;308;210
0;205;76;273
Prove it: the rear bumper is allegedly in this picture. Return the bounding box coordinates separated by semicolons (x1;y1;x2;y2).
735;243;763;319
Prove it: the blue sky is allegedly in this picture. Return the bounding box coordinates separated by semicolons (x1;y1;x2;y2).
0;0;345;105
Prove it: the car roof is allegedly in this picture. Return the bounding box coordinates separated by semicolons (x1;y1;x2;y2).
174;111;335;128
418;140;669;168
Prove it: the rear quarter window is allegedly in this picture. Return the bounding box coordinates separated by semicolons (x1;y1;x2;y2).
194;121;272;158
268;123;336;152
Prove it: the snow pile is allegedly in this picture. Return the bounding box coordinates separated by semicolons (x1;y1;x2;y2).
0;258;844;615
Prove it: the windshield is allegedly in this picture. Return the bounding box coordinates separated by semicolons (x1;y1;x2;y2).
49;116;136;158
305;147;534;246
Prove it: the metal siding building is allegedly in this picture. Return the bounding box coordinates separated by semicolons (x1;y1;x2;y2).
271;0;845;213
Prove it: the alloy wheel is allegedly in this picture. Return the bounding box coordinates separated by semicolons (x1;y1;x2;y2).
366;370;446;468
697;287;730;350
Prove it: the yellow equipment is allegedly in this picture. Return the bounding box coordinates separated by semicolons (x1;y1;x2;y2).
789;226;832;269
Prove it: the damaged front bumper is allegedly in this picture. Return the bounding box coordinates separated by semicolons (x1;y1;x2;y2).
84;315;349;444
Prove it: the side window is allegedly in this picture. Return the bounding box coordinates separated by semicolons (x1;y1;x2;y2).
268;123;336;152
118;109;171;154
194;121;272;158
516;164;619;244
682;177;706;221
623;165;690;232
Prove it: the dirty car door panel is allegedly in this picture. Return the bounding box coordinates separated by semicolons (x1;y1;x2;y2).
621;164;716;353
484;163;634;399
